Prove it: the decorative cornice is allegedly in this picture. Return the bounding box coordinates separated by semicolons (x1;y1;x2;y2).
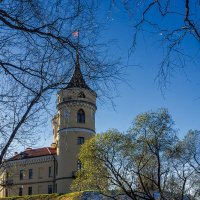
9;179;54;186
6;155;56;166
58;127;95;134
56;176;74;181
57;99;97;110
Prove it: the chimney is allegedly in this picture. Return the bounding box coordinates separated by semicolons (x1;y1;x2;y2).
25;147;32;151
51;143;57;149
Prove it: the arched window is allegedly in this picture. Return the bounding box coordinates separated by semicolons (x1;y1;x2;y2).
77;160;82;171
77;109;85;123
78;92;85;98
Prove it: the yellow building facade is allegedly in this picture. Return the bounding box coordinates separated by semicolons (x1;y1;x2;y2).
0;59;96;197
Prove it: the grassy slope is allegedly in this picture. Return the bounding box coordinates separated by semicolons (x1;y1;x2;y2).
0;192;83;200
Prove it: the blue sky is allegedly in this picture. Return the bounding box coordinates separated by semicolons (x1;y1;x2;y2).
40;1;200;147
95;1;200;138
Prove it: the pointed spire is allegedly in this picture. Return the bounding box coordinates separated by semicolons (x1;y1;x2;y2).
75;47;80;69
65;50;91;90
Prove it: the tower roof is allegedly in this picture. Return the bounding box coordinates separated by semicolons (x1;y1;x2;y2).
65;53;93;92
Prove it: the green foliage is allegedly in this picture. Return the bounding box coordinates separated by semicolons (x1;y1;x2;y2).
71;129;135;194
128;108;178;190
0;193;60;200
71;108;200;200
70;133;111;192
0;192;83;200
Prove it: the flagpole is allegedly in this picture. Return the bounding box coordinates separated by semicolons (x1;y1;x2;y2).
72;30;80;67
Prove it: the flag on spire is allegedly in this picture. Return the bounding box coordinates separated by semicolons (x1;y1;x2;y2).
72;31;79;37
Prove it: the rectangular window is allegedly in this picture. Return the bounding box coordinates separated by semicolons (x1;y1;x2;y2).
48;167;52;177
29;169;33;179
19;170;24;180
48;185;52;194
19;187;23;196
28;186;32;195
77;137;84;145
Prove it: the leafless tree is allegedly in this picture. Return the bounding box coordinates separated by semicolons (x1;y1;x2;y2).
111;0;200;90
0;0;122;167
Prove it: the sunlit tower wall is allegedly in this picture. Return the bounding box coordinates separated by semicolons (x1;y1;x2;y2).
53;61;97;194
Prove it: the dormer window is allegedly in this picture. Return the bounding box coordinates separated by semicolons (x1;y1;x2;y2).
77;109;85;123
78;92;85;98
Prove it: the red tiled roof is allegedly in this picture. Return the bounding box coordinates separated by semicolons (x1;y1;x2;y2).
9;147;57;161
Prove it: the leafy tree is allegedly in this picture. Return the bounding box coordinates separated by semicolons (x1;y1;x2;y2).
70;136;109;193
181;130;200;174
129;109;178;192
71;109;200;200
168;130;200;199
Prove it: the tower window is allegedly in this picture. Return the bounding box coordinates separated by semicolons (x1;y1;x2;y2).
78;92;85;98
77;137;84;145
77;109;85;123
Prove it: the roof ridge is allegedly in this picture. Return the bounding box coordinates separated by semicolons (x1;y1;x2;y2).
46;147;52;155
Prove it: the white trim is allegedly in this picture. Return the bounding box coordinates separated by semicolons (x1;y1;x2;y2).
58;127;95;134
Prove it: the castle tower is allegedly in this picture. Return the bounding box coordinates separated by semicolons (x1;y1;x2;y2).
53;56;97;193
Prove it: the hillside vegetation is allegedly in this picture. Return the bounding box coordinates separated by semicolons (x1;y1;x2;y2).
0;192;82;200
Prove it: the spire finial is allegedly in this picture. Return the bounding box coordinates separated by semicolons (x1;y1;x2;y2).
75;46;80;69
73;29;80;69
65;29;94;92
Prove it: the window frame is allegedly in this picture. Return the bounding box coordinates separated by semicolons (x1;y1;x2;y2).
28;186;32;195
77;137;85;145
19;170;24;180
48;185;53;194
28;169;33;179
78;92;85;98
77;109;85;123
